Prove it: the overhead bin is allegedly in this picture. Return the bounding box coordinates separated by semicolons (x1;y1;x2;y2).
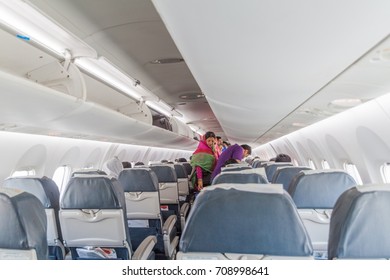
0;69;197;150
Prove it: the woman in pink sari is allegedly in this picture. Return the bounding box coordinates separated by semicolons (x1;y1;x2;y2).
190;131;217;190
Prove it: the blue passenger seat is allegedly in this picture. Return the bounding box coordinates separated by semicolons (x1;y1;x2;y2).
3;176;66;259
59;175;156;260
328;184;390;259
118;168;179;259
0;188;48;259
149;165;190;232
177;183;313;259
264;162;293;182
272;166;312;190
288;169;357;259
212;171;268;185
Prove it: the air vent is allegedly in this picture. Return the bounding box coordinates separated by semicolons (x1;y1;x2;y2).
150;58;184;64
179;93;205;100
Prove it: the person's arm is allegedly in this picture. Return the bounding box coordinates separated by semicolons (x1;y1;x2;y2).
196;166;203;190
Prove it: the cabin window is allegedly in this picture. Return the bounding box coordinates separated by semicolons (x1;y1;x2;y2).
11;168;36;177
343;163;363;185
380;163;390;183
321;160;330;169
53;165;72;192
308;159;316;170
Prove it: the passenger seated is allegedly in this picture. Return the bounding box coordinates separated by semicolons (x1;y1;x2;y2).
102;157;123;178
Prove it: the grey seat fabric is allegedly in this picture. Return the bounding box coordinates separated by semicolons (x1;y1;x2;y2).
0;188;48;260
118;168;179;258
264;163;293;182
212;172;268;185
60;175;134;259
179;184;313;258
149;165;189;233
3;176;65;259
288;169;357;208
328;184;390;259
288;169;357;259
173;163;190;198
272;166;312;190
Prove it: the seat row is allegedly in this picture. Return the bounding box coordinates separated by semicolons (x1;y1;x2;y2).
0;163;192;260
177;182;390;259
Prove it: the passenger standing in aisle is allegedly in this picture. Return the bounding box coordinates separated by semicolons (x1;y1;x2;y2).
211;144;252;181
190;131;217;191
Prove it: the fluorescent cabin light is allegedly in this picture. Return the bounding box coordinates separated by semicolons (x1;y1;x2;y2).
0;0;96;58
0;0;184;119
75;57;143;101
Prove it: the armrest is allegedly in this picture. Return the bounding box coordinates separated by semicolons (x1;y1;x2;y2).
162;214;177;235
180;202;190;218
132;235;157;260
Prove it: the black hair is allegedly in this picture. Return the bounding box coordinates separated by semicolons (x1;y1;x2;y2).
204;131;216;139
177;158;187;162
122;161;132;168
241;144;252;155
275;154;291;162
134;161;145;166
223;158;239;167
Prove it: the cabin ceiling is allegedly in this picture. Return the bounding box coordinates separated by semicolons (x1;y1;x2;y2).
10;0;390;148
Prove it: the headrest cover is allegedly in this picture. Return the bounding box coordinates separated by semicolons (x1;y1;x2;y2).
212;173;268;185
61;176;123;209
328;185;390;259
149;165;177;182
289;170;356;208
180;184;312;256
4;177;50;207
118;168;159;192
72;169;107;177
0;188;48;259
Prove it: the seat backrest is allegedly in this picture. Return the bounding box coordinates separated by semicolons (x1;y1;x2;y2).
118;168;161;221
212;172;268;185
0;188;48;260
149;165;179;205
3;176;64;259
173;164;190;197
60;175;132;259
272;166;312;190
264;162;293;182
178;183;313;259
328;184;390;259
182;162;193;177
288;169;357;258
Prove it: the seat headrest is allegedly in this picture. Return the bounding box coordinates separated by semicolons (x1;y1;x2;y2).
4;176;60;209
149;165;177;182
71;169;107;177
328;184;390;259
272;166;312;189
61;175;123;209
180;183;313;256
118;168;159;192
288;170;357;208
174;164;188;178
212;172;268;184
0;188;48;259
